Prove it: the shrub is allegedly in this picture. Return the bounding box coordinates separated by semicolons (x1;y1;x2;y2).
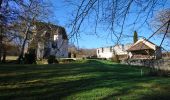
36;59;48;64
54;59;59;64
112;55;120;63
24;49;36;64
47;55;58;64
60;59;75;63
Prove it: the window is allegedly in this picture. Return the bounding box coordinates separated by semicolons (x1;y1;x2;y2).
98;50;100;54
122;44;125;51
102;48;104;53
54;35;58;41
52;41;58;49
110;46;112;52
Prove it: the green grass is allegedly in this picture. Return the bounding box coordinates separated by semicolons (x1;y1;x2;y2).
0;60;170;100
6;56;18;60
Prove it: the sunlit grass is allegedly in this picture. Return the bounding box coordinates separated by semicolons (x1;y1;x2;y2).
0;60;170;100
6;56;18;60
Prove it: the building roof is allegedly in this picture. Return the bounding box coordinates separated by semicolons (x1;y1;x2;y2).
127;38;158;51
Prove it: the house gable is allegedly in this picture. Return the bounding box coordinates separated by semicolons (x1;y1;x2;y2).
35;21;68;41
127;38;162;59
127;39;157;51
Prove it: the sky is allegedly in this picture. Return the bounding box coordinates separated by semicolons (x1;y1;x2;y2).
48;0;170;50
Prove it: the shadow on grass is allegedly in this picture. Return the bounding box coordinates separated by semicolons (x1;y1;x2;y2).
0;60;170;100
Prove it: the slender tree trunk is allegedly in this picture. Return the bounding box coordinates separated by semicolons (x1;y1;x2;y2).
0;25;3;62
0;0;3;9
0;0;3;63
2;43;6;63
18;26;30;63
0;41;2;62
2;52;6;63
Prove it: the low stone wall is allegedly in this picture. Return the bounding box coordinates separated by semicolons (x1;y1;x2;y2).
121;59;170;71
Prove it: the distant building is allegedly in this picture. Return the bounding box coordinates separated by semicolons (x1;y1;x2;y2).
31;22;68;59
127;38;162;59
96;44;132;59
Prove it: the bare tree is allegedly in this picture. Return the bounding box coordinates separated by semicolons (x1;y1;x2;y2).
15;0;52;63
65;0;168;44
152;9;170;38
0;0;53;63
0;0;19;62
0;0;6;62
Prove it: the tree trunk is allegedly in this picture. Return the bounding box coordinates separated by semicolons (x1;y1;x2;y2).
0;25;3;62
0;0;3;63
0;36;2;62
2;44;6;63
0;0;3;9
18;26;30;63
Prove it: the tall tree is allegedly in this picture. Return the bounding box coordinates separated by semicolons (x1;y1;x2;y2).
0;0;23;62
16;0;52;63
133;31;138;43
0;0;4;62
0;0;52;63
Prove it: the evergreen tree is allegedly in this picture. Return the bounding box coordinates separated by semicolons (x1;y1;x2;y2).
133;31;138;43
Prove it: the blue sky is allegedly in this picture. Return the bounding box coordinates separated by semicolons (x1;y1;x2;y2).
48;0;170;50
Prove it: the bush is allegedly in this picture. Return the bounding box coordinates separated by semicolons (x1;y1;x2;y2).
24;53;36;64
47;55;58;64
112;55;120;63
36;59;48;64
59;59;75;63
24;49;36;64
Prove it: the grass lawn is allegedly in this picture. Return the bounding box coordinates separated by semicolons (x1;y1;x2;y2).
0;60;170;100
6;56;18;61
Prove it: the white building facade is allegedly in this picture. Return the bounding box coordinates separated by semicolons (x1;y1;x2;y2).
96;44;131;59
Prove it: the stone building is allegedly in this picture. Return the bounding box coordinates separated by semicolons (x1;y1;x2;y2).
30;22;68;59
127;38;162;59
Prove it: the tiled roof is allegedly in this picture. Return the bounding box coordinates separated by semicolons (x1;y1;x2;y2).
127;41;152;51
127;39;157;51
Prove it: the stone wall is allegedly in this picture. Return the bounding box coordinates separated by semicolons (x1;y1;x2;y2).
121;59;170;71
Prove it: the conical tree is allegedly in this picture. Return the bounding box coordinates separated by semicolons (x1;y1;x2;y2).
133;31;138;43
